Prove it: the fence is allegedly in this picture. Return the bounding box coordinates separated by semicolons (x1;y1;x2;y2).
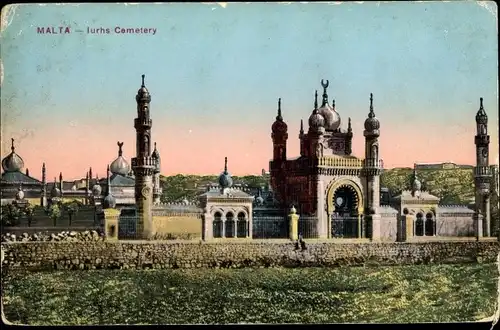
252;216;287;239
331;216;362;238
298;216;319;239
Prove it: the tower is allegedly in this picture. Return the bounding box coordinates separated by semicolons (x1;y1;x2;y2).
151;142;162;205
131;74;155;239
85;171;90;205
40;162;47;207
271;98;288;161
270;98;288;205
363;93;382;240
59;172;63;199
299;119;306;156
474;97;491;237
308;90;325;158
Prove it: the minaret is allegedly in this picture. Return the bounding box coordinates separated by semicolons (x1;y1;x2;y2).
85;171;90;205
151;142;162;205
345;117;353;155
271;98;288;161
270;97;288;205
363;93;382;241
40;162;47;207
89;167;93;185
299;119;306;157
59;172;64;200
474;97;491;238
131;74;155;239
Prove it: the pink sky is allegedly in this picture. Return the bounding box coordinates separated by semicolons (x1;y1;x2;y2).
2;115;498;181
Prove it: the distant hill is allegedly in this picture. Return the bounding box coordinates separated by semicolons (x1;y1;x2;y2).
160;174;269;203
161;167;492;208
380;167;475;205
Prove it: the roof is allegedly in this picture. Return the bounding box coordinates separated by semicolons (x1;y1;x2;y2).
392;190;440;202
1;171;42;185
200;186;253;199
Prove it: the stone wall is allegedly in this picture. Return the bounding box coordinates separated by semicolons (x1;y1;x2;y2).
152;215;202;239
2;240;498;271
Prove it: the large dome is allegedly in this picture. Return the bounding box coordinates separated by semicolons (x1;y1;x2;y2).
110;156;130;176
308;109;325;130
110;142;131;176
318;103;341;131
2;138;24;172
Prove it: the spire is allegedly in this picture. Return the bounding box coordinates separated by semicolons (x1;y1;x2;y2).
42;163;46;183
276;98;283;121
117;141;124;157
141;74;145;88
224;157;228;174
26;168;29;176
300;119;304;134
89;167;93;181
11;138;15;152
59;172;63;182
368;93;375;118
314;90;318;110
106;164;111;195
321;79;329;106
348;117;352;132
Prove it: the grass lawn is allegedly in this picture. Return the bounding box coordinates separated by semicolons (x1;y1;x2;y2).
2;263;498;325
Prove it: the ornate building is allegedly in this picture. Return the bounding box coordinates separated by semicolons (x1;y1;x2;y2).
269;80;383;239
474;97;493;237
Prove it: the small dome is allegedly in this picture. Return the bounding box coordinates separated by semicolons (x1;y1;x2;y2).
110;156;130;176
103;194;116;209
290;205;297;214
182;197;189;205
364;94;380;131
51;185;61;198
1;139;24;173
218;157;233;189
15;187;24;200
136;75;151;103
476;98;487;124
364;116;380;131
272;98;288;134
255;195;264;205
308;109;325;130
412;178;421;191
92;184;102;196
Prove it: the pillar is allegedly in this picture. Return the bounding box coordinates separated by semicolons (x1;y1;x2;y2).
288;206;299;241
396;214;407;242
475;213;484;240
484;196;491;237
221;216;226;238
317;180;327;239
103;208;120;241
202;213;213;241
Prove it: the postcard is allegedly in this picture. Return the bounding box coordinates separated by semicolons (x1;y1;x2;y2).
0;1;499;327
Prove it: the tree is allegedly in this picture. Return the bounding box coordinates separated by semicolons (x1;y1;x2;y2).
23;203;35;227
65;201;80;226
0;203;21;226
48;204;61;227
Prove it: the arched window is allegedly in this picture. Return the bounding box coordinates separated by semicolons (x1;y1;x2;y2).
425;212;434;236
415;213;424;236
237;212;247;238
213;212;222;238
225;212;235;238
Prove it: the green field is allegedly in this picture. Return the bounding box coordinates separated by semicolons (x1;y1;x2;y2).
2;263;498;325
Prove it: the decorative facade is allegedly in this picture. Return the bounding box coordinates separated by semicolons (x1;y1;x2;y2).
269;81;384;239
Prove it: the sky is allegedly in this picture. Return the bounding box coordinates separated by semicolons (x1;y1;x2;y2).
0;2;498;180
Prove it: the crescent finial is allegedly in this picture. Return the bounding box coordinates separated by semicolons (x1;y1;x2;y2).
321;79;329;89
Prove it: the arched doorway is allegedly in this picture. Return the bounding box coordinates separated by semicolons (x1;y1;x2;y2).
225;212;235;238
331;184;360;238
213;212;223;238
237;212;248;238
425;212;435;236
415;213;424;236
